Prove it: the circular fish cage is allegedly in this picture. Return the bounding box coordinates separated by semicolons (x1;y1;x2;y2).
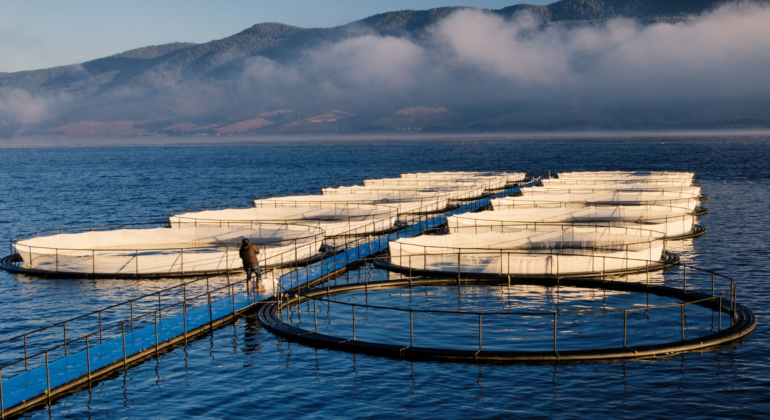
326;182;490;202
257;190;453;216
398;171;527;187
257;259;755;363
519;185;703;203
377;229;678;279
5;221;324;278
556;171;696;184
454;205;706;240
170;201;399;240
365;176;505;192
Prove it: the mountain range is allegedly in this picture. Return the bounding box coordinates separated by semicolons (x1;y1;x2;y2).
1;0;769;139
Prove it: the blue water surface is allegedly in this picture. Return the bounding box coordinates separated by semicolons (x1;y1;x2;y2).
1;135;769;418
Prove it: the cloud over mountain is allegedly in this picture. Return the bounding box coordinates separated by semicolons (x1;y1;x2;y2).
2;0;770;138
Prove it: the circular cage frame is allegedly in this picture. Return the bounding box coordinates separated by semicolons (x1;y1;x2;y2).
258;261;755;363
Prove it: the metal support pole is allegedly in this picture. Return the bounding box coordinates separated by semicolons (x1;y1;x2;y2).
352;306;356;340
155;312;159;357
23;335;29;371
553;314;557;352
122;323;127;370
410;311;413;347
45;351;50;397
457;252;461;284
183;283;188;341
208;292;213;330
230;278;235;315
86;336;91;382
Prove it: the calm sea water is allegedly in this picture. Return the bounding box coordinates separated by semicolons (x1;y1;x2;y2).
1;135;769;418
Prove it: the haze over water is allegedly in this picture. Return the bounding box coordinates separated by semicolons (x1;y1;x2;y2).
1;134;769;418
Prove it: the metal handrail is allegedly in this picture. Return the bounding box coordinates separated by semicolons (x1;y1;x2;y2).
0;270;270;373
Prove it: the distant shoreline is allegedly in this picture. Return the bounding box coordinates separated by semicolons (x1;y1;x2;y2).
2;129;770;148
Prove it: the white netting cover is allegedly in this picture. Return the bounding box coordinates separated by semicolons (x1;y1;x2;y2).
494;190;700;211
171;204;397;237
258;191;448;214
541;179;696;188
324;183;487;201
522;185;701;197
389;229;664;275
400;171;526;183
14;225;323;274
557;171;694;183
450;205;694;237
366;176;507;190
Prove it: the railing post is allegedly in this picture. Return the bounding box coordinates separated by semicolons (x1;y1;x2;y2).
208;291;213;330
457;252;461;284
45;351;50;398
410;310;414;347
683;266;687;294
23;335;28;371
86;336;91;382
154;312;159;357
553;313;558;353
122;323;127;370
183;283;188;342
93;249;95;273
228;276;235;315
135;250;139;274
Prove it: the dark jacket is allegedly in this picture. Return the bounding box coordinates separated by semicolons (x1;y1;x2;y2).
239;243;260;268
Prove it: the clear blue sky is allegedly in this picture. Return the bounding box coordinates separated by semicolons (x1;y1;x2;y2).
0;0;551;73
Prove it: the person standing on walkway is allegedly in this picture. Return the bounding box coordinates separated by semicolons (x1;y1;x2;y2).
240;238;262;293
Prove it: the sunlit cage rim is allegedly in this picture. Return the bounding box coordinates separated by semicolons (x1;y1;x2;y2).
375;250;679;279
320;183;493;203
445;220;707;241
252;191;441;211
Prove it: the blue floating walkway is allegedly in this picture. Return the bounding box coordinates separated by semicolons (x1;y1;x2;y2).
0;185;522;417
